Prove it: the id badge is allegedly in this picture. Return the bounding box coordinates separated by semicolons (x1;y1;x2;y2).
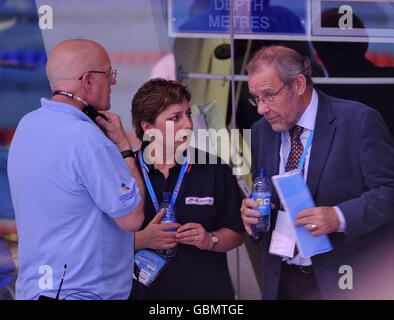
269;210;297;258
134;249;168;287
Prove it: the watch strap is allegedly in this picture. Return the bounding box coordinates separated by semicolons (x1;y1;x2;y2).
210;232;218;251
121;150;135;159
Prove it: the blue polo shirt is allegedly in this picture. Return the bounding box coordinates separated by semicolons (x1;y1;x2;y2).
7;98;141;300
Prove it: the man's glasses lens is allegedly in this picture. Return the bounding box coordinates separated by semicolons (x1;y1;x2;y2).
110;69;118;79
248;83;286;107
248;97;258;107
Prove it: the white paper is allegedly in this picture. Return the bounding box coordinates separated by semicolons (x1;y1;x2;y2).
269;210;297;258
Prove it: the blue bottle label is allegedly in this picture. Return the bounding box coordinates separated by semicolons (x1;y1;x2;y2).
252;192;271;216
160;209;177;231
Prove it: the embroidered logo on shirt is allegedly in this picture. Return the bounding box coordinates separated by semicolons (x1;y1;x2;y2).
185;197;214;206
121;183;130;193
119;183;135;203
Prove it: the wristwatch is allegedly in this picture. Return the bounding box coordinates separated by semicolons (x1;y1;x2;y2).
121;150;135;159
210;232;218;251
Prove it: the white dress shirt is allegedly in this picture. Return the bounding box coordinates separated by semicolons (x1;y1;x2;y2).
278;89;346;266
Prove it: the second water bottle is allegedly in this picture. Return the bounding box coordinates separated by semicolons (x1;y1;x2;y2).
157;192;178;258
251;168;272;234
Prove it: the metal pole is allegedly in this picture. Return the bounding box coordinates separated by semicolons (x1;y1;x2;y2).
229;0;241;301
230;0;236;132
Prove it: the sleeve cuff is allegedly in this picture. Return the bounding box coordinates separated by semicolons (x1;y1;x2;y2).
334;206;347;232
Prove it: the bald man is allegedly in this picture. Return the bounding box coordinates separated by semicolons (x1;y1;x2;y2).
7;39;145;300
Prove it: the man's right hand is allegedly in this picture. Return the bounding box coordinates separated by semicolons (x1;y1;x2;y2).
241;198;276;237
95;111;131;152
136;208;180;250
240;198;260;237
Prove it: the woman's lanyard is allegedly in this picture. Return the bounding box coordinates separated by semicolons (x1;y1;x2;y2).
138;149;190;213
281;130;314;172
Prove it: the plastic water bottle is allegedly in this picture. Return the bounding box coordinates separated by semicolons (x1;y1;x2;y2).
157;192;178;258
251;168;272;234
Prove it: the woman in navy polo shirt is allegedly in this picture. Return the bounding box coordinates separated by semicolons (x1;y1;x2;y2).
130;78;245;300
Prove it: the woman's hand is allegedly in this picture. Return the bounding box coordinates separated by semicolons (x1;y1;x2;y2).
175;222;211;250
135;209;180;251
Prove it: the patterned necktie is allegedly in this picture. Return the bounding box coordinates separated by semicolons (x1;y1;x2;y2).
283;125;305;259
285;125;304;172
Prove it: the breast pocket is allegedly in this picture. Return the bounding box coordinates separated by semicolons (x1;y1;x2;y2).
182;196;218;229
185;197;214;206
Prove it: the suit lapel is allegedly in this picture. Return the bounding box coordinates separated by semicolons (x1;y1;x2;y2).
267;131;281;178
307;90;337;198
266;130;281;204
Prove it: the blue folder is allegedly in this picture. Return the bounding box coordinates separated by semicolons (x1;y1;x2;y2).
272;170;333;257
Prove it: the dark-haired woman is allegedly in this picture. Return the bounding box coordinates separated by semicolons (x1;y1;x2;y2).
130;78;245;300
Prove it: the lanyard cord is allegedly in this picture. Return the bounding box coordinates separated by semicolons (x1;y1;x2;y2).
138;149;190;213
52;91;89;106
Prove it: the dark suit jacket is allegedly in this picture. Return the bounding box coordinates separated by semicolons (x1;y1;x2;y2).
251;89;394;299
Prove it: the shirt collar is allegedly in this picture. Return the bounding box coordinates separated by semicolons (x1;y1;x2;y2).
296;88;318;131
139;142;187;174
40;98;95;124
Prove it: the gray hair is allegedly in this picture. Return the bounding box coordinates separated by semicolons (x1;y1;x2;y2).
246;45;313;87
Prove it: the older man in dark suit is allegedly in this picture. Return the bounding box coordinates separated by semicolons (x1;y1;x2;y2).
241;45;394;300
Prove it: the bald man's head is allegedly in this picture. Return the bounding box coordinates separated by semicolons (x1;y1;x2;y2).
46;39;110;91
47;39;116;111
